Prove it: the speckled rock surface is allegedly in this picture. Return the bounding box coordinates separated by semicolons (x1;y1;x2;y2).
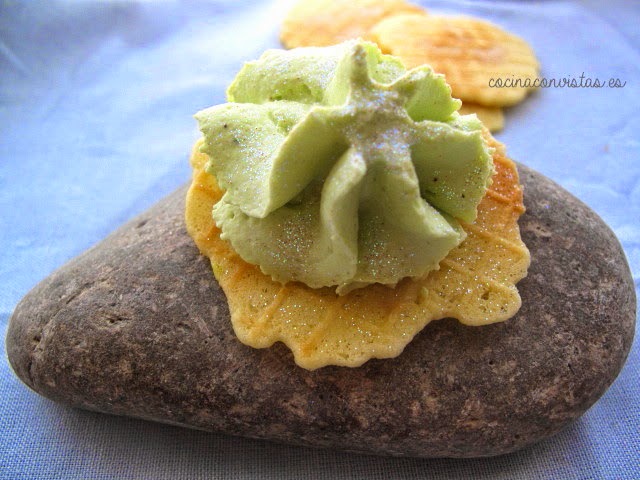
6;164;636;458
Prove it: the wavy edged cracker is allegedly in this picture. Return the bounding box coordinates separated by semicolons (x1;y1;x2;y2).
280;0;425;49
370;13;540;107
460;103;504;132
186;134;530;370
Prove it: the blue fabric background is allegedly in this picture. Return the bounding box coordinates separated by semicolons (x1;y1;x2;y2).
1;1;638;478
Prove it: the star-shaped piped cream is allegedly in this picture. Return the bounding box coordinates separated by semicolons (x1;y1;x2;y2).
196;40;493;294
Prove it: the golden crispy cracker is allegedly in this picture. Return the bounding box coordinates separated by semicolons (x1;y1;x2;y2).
370;13;540;107
186;134;530;370
280;0;425;49
459;103;504;132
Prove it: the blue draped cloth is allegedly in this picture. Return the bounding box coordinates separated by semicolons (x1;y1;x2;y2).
1;1;638;478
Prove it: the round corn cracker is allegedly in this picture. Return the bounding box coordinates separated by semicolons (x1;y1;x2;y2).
186;133;530;370
280;0;425;49
369;13;540;107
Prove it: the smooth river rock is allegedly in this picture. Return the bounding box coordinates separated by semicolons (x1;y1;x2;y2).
6;164;636;458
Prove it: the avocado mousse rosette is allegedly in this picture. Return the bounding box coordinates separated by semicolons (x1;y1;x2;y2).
186;40;530;369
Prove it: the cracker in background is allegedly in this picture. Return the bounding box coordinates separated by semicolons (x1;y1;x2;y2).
281;0;425;49
370;13;539;107
186;135;530;370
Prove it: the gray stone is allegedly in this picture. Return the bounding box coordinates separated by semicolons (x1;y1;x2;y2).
5;164;636;458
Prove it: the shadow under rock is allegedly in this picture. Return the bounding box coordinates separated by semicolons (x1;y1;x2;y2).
38;399;600;480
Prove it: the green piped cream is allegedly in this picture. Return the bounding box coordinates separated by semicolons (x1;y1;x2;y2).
195;40;493;294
